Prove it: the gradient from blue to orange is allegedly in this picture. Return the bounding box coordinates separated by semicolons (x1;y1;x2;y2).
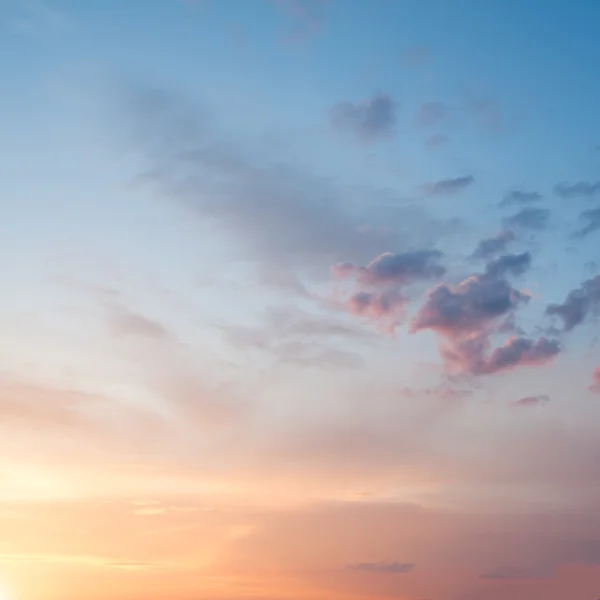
1;1;600;599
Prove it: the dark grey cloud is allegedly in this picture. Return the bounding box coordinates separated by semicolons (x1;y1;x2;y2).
334;249;445;287
511;395;550;408
546;274;600;331
417;102;448;127
125;84;451;289
330;94;396;142
471;229;515;259
482;337;560;375
411;276;528;337
504;207;550;230
574;206;600;238
411;255;560;376
554;180;600;199
424;175;474;196
485;252;531;278
346;561;415;574
500;189;543;207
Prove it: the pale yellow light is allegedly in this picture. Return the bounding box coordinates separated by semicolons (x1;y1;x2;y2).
0;585;12;600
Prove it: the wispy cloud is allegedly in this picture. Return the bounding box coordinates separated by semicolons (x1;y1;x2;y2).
330;94;397;142
127;84;448;294
500;189;543;207
554;180;600;199
416;102;448;127
423;175;475;196
546;274;600;331
511;394;550;407
574;206;600;238
471;229;515;259
504;207;550;230
346;560;415;574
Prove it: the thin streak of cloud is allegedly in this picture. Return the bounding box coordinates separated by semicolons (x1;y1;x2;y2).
423;175;474;196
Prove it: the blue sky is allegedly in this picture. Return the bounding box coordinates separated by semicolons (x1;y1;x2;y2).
2;2;600;600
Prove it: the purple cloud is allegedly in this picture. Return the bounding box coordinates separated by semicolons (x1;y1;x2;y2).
411;275;528;337
440;335;560;377
333;250;445;330
335;250;445;287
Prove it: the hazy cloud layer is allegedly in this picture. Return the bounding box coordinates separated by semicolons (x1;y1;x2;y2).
128;85;448;289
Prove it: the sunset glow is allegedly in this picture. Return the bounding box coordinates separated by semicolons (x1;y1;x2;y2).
2;1;600;599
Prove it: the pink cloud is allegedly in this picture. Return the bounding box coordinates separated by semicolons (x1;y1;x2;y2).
511;395;550;408
347;289;408;332
440;335;560;377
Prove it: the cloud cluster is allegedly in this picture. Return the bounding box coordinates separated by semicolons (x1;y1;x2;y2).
412;275;528;337
332;249;445;330
410;252;561;376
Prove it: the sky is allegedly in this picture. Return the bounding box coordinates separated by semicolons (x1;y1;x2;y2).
1;0;600;599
